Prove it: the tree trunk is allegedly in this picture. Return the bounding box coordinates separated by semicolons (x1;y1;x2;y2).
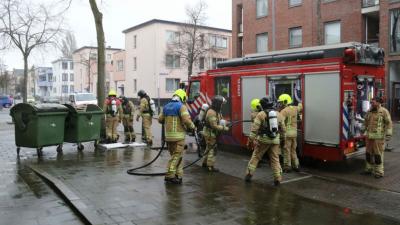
187;62;193;81
89;0;105;106
23;55;28;103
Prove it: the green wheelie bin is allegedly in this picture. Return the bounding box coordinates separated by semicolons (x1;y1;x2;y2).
10;103;69;156
63;104;103;151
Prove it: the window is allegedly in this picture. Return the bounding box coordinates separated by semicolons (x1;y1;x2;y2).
199;57;205;70
70;73;74;81
62;62;68;70
256;33;268;53
133;79;137;93
62;73;68;81
107;54;112;61
62;85;68;93
53;87;57;93
200;34;205;47
133;35;137;49
89;53;97;59
210;35;228;48
48;74;53;82
166;31;180;44
70;85;74;93
166;78;180;92
289;27;302;48
53;76;56;82
189;81;201;100
324;21;341;44
390;9;400;52
166;55;180;68
212;58;226;69
70;62;74;70
133;57;137;71
39;75;46;82
289;0;302;6
256;0;268;18
117;60;124;71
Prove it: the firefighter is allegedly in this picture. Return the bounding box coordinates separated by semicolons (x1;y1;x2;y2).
361;97;392;178
103;90;122;143
120;96;136;144
136;90;153;146
202;95;230;172
245;96;285;186
159;89;195;184
278;94;301;173
250;98;262;121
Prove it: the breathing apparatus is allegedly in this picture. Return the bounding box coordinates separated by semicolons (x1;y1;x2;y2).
259;96;279;138
111;100;117;116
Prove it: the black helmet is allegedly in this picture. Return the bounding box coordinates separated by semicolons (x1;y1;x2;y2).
138;90;146;98
260;96;274;110
120;96;128;104
211;95;225;112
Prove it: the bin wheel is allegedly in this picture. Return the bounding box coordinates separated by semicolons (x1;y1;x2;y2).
16;147;20;156
37;147;43;157
56;145;63;153
77;144;84;151
94;140;99;148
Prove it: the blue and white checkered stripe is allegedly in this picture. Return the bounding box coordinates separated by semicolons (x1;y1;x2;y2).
342;103;350;140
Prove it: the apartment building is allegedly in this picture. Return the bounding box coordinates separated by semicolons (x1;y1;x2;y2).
122;19;232;101
232;0;400;119
52;58;74;101
72;46;122;96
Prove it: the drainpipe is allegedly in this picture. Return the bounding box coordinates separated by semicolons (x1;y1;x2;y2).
272;0;276;51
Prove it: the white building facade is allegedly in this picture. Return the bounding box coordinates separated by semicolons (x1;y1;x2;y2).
52;58;74;101
122;19;232;101
35;67;53;97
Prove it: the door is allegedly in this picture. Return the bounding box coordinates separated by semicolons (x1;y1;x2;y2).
241;76;267;135
392;82;400;121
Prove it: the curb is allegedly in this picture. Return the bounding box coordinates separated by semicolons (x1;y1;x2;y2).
28;165;104;225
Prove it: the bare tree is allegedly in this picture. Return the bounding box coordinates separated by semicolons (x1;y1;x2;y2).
60;31;77;58
166;0;217;80
0;0;70;103
89;0;105;106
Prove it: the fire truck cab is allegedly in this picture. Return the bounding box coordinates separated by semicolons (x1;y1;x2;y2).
186;42;385;162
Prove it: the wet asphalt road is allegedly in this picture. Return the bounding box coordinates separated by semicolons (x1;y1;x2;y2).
1;108;400;225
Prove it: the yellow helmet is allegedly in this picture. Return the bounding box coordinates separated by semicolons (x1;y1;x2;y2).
250;98;261;111
174;89;187;102
108;89;117;96
278;94;292;105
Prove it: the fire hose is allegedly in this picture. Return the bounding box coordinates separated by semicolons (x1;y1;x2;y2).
126;119;252;176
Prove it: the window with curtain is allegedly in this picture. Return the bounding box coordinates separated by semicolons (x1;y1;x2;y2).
325;21;341;44
166;78;180;92
289;27;302;48
256;33;268;53
256;0;268;18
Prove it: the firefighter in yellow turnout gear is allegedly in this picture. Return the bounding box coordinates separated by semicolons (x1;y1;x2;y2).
250;98;262;121
136;90;153;146
278;94;302;173
120;96;136;143
245;96;285;186
362;97;392;178
103;90;123;143
202;95;230;172
159;89;195;184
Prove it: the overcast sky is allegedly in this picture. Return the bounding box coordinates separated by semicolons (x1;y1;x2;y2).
1;0;232;70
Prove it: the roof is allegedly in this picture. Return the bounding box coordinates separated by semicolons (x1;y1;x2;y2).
122;19;231;34
73;46;123;54
51;58;73;64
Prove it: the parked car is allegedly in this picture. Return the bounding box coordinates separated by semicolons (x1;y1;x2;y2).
41;96;60;104
0;95;13;108
27;96;36;104
69;93;97;107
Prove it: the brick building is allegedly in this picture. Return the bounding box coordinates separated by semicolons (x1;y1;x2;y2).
232;0;400;119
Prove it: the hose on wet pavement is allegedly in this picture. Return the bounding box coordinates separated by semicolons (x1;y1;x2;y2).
126;119;251;176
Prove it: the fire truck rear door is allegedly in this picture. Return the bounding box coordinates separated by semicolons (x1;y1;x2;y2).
304;72;340;146
241;76;267;135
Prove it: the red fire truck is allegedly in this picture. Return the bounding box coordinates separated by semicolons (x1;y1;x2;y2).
186;42;385;162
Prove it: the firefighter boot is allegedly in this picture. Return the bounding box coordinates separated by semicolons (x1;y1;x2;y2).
274;180;281;186
164;177;182;185
245;173;252;183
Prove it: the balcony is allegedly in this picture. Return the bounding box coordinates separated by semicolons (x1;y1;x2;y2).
362;0;379;14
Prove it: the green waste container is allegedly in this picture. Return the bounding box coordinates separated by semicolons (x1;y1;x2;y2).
10;103;68;156
63;104;103;151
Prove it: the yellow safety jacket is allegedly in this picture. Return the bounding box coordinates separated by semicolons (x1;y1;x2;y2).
249;111;285;145
280;105;300;138
140;97;151;117
158;101;195;142
364;106;393;139
203;109;225;138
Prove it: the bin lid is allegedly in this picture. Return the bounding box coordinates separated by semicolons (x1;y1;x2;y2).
11;103;68;115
